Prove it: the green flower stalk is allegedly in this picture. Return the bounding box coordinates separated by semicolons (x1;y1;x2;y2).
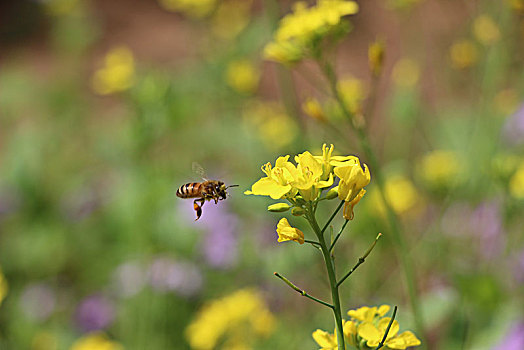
246;144;390;350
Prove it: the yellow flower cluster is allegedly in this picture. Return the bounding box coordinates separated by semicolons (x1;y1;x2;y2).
70;332;123;350
185;289;275;350
158;0;216;18
225;59;260;95
313;305;421;349
264;1;359;64
92;46;135;95
246;144;370;242
417;150;462;189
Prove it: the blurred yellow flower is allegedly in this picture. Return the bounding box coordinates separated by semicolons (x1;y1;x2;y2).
449;39;478;69
371;175;418;215
70;332;123;350
494;89;520;116
473;15;500;45
158;0;216;18
211;0;252;39
225;59;260;95
392;58;420;88
418;150;461;188
32;331;58;350
368;39;385;76
276;218;305;244
509;0;524;11
0;267;7;307
358;318;421;349
510;161;524;199
242;101;297;150
337;77;366;115
92;46;135;95
45;0;80;16
264;1;359;64
185;289;275;350
303;97;327;122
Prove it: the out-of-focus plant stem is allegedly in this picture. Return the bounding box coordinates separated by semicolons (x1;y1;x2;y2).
319;58;427;348
306;203;345;350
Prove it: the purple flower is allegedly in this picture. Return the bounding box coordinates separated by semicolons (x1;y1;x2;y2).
75;294;115;332
492;322;524;350
148;257;203;296
502;103;524;146
442;201;505;259
20;283;56;322
112;261;146;298
178;200;239;269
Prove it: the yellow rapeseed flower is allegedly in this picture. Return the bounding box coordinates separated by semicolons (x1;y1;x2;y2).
70;332;123;350
158;0;216;18
418;150;461;188
185;289;275;350
211;0;252;39
244;155;298;199
334;158;370;203
312;329;338;350
0;267;7;307
243;101;297;150
92;46;135;95
449;40;478;69
294;151;334;201
303;97;327;122
510;161;524;198
371;175;418;215
392;58;420;88
358;318;421;349
264;1;359;64
473;15;500;45
225;59;260;95
347;305;390;322
337;77;366;115
314;143;356;181
276;218;305;244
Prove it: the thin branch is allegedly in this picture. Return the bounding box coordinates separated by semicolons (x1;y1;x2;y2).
329;219;349;252
274;272;334;309
305;239;321;248
375;306;398;350
337;233;382;287
321;200;344;234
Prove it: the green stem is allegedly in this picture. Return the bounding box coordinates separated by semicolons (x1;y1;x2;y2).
274;272;334;309
329;219;349;253
322;200;344;234
320;58;426;347
307;204;345;350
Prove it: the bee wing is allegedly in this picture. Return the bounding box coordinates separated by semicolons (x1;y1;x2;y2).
192;162;208;181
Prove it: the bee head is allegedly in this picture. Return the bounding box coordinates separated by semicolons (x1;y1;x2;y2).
216;182;227;200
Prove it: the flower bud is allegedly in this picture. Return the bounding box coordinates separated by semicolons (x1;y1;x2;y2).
268;203;291;212
368;40;385;77
291;207;306;216
325;186;339;200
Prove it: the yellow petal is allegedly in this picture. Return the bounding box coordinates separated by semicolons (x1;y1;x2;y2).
276;218;304;244
312;329;337;348
377;304;390;316
357;322;382;346
250;178;291;199
386;331;421;349
377;318;400;339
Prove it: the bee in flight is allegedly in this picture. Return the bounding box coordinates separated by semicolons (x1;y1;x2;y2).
176;163;238;221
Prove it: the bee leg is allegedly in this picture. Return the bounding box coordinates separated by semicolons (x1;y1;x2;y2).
194;198;204;221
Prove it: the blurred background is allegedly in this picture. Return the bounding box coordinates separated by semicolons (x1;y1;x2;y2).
0;0;523;349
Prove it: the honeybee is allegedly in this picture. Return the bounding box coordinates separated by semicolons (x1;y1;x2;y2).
176;163;238;221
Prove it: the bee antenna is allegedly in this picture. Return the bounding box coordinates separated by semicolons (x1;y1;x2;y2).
227;184;239;189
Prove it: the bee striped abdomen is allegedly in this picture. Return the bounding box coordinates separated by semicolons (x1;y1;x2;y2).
176;182;203;198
